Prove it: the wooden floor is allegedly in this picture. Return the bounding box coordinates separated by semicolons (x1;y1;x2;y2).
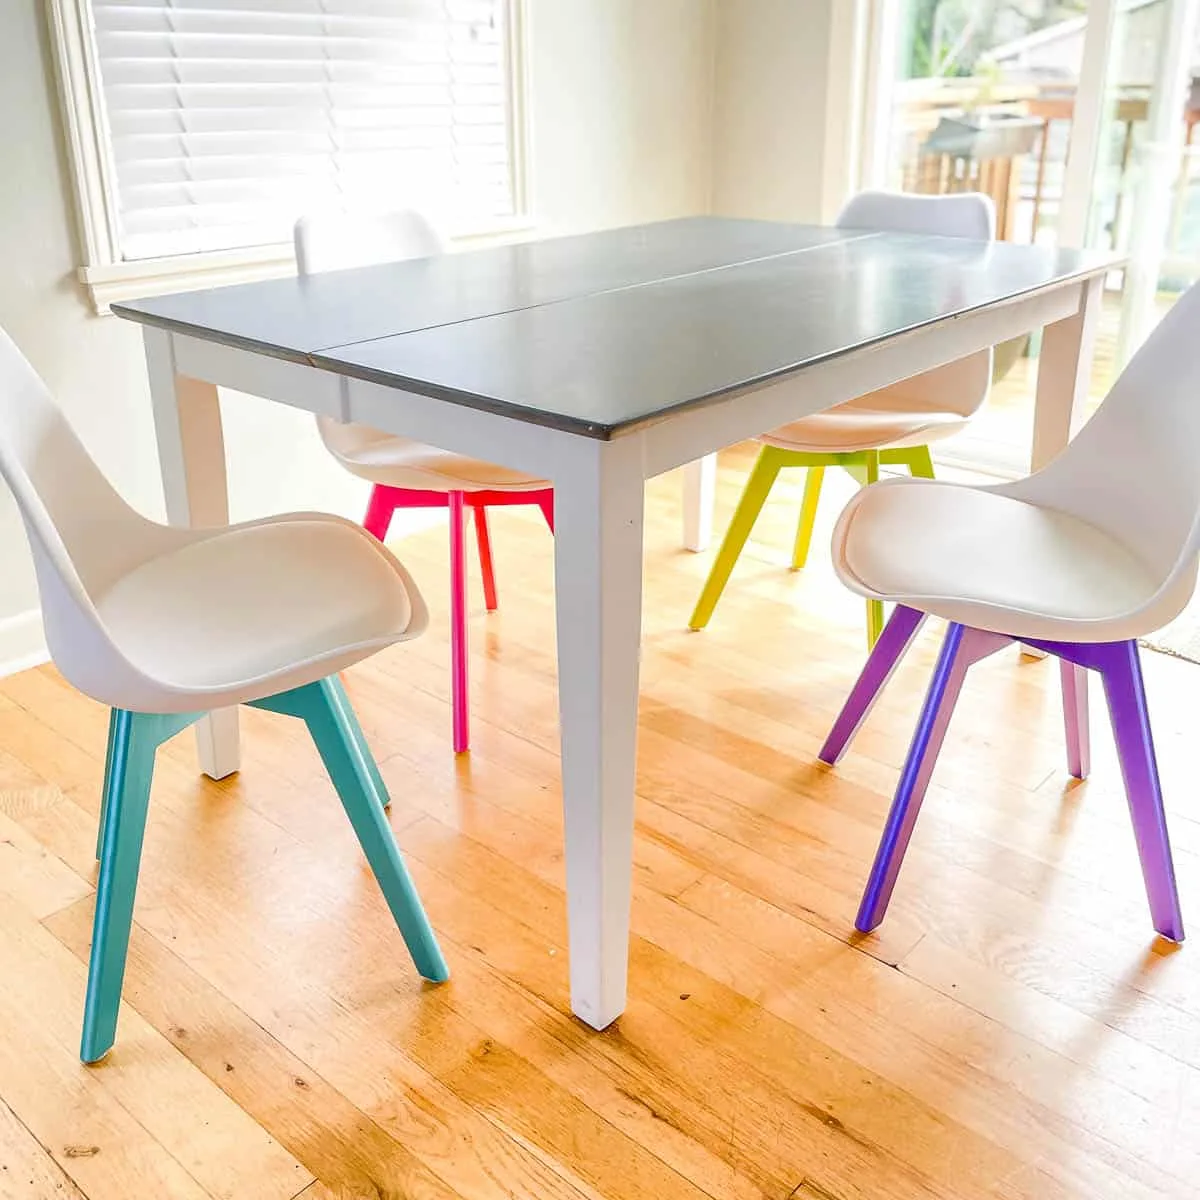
3;443;1200;1200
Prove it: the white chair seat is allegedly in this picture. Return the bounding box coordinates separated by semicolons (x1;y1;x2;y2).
318;418;548;492
762;396;970;454
94;515;423;710
832;479;1171;642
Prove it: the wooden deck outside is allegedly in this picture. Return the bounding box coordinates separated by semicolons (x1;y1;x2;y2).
0;448;1198;1199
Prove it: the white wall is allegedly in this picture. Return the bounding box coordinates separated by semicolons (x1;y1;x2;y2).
709;0;861;225
0;0;717;671
0;0;164;666
526;0;715;231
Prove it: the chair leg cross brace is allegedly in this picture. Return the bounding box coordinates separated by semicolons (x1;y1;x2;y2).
82;676;446;1064
690;444;937;647
820;606;1184;942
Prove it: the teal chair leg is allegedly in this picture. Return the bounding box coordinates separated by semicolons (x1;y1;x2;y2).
689;447;785;629
82;708;200;1063
250;678;448;983
95;708;120;859
325;674;390;810
790;466;826;570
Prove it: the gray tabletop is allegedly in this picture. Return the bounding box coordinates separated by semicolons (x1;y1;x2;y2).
113;217;858;360
114;216;1112;439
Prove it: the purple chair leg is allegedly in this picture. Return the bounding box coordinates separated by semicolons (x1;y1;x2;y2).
1095;640;1184;941
819;604;926;766
856;622;1010;932
1060;660;1091;779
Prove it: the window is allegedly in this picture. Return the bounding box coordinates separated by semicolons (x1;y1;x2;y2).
48;0;528;310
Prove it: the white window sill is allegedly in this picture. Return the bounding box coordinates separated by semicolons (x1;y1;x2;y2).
82;216;539;315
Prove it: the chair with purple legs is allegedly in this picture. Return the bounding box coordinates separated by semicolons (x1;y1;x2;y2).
295;209;554;753
817;280;1200;943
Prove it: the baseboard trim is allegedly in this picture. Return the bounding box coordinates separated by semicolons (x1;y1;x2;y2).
0;608;48;678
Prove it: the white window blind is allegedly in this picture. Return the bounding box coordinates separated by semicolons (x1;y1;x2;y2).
89;0;515;261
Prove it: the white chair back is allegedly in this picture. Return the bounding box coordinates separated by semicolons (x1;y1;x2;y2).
1011;279;1200;612
295;208;448;463
837;190;996;420
837;190;996;241
0;328;176;701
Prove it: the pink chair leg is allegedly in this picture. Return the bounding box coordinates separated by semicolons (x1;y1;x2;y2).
1060;660;1091;779
363;486;396;541
449;491;469;753
474;507;498;612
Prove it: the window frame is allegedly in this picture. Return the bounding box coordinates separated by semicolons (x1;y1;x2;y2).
46;0;532;313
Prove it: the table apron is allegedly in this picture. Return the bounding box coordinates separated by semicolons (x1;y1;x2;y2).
162;276;1088;487
639;280;1085;478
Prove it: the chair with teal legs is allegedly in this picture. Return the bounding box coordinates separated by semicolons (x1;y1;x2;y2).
689;190;996;646
0;324;448;1064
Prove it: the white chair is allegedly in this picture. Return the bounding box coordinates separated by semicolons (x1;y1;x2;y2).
295;208;554;754
0;326;448;1063
820;279;1200;942
690;190;996;645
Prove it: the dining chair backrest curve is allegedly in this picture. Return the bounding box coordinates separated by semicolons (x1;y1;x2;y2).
0;326;177;698
296;208;449;462
1008;278;1200;614
294;207;447;276
836;190;996;420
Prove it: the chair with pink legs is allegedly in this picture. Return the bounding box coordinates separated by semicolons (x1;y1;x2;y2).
295;209;553;753
818;279;1200;943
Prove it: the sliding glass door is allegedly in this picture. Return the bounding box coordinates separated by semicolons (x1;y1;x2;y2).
862;0;1200;475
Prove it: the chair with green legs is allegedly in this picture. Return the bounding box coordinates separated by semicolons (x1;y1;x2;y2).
689;190;996;646
0;324;448;1064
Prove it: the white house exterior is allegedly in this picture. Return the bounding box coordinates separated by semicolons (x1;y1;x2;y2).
983;0;1197;87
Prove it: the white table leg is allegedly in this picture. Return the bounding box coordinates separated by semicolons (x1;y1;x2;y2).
1031;274;1104;473
553;436;646;1029
1023;276;1104;675
681;453;717;551
142;328;241;780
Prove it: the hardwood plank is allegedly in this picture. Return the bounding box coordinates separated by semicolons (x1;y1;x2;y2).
0;794;92;920
44;898;579;1200
0;893;307;1200
0;1096;86;1200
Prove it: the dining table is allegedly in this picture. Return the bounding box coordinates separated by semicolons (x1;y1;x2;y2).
113;215;1112;1031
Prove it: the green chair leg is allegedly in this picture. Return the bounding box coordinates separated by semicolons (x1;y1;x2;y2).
862;451;885;647
82;708;200;1063
251;678;448;983
906;445;936;479
790;466;826;570
689;447;785;629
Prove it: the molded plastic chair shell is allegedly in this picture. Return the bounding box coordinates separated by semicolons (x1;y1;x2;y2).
0;326;428;714
762;190;997;453
831;278;1200;643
